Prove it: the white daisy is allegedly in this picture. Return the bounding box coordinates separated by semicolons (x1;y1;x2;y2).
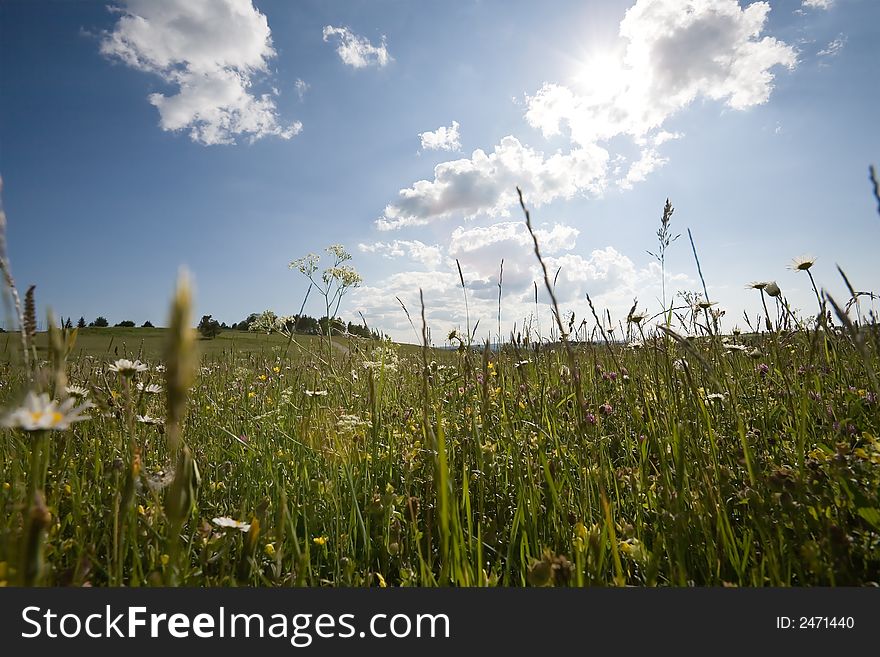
109;359;149;376
136;383;162;394
2;392;93;431
789;255;816;271
764;282;781;298
304;390;329;397
136;414;163;425
65;385;90;398
212;516;251;532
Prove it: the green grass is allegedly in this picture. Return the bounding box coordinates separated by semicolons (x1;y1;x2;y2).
1;321;878;587
0;327;351;363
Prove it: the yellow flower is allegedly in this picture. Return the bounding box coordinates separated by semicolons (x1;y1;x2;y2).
160;554;170;566
248;391;256;398
313;536;328;546
138;505;146;515
375;572;387;588
264;543;276;556
259;374;267;381
2;482;9;490
64;484;72;495
272;366;281;374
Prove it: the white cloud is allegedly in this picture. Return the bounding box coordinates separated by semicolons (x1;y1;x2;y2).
322;26;392;69
379;0;795;231
448;221;578;257
802;0;833;10
353;240;691;343
294;78;309;100
817;35;846;58
617;148;669;190
358;240;444;268
526;0;797;147
101;0;301;145
419;121;461;152
376;136;608;230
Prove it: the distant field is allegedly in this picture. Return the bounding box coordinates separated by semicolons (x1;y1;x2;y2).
0;328;397;363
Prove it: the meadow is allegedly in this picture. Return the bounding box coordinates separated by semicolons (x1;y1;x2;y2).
1;187;879;588
1;303;879;586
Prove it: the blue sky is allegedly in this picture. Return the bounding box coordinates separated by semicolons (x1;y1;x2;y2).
1;0;877;342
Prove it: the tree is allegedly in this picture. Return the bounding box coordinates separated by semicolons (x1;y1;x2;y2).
115;320;135;327
77;317;86;329
233;313;260;331
198;314;222;339
319;316;346;336
142;321;154;328
93;316;109;328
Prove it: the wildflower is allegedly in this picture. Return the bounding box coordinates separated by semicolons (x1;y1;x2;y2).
746;281;769;290
264;543;276;557
109;359;148;376
695;299;716;310
673;358;688;371
628;311;647;324
723;342;748;353
2;392;92;431
272;366;281;374
160;554;170;566
747;348;762;359
514;360;530;368
706;393;725;403
764;281;781;298
789;255;816;271
136;414;163;425
756;363;770;376
136;383;162;394
313;536;328;546
375;572;387;588
337;414;370;431
599;403;613;416
154;364;166;373
212;517;251;532
305;389;328;397
65;385;89;398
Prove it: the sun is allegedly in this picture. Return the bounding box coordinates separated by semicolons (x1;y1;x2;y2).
571;50;627;100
